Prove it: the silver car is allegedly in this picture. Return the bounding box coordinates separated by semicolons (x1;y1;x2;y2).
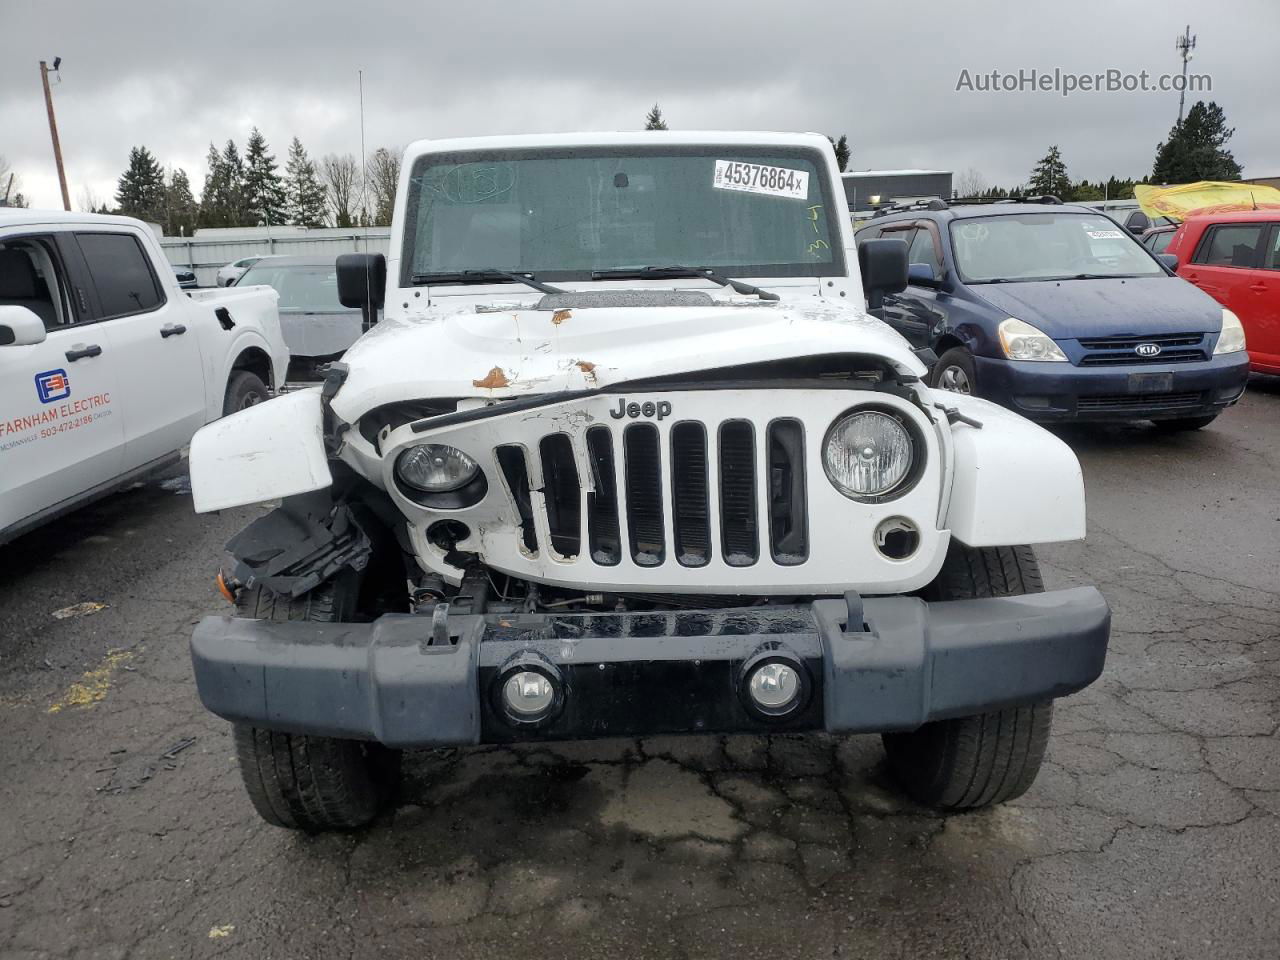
216;256;264;287
234;255;363;376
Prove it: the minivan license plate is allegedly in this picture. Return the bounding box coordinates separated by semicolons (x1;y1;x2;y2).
1128;372;1172;394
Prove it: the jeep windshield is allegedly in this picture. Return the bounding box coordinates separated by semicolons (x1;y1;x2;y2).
399;146;843;286
949;212;1165;283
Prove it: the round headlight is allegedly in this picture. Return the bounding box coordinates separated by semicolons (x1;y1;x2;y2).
396;443;480;492
823;410;914;499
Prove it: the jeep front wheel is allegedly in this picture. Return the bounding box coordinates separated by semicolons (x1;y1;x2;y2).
881;544;1053;810
233;724;399;832
230;578;400;831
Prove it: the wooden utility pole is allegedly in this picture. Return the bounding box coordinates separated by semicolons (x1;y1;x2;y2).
40;59;71;211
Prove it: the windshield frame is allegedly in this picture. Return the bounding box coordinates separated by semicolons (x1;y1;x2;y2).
398;144;847;288
946;211;1167;285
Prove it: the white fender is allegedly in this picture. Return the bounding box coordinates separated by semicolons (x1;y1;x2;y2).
190;388;332;513
935;391;1086;547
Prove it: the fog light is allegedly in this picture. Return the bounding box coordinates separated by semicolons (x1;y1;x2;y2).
748;662;801;712
503;671;556;718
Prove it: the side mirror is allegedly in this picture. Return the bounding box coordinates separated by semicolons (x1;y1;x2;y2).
1157;253;1179;271
907;262;940;287
0;305;48;347
858;238;909;310
336;253;387;330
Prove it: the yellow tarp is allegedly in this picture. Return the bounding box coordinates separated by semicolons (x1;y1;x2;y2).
1134;181;1280;221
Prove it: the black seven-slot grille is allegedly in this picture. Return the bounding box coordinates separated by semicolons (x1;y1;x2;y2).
496;420;808;568
1076;332;1207;366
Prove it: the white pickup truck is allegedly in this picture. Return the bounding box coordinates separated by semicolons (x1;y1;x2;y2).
189;132;1110;832
0;210;289;544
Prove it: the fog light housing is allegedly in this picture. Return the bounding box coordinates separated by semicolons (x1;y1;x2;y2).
739;647;810;720
750;663;800;710
504;672;555;717
493;653;564;727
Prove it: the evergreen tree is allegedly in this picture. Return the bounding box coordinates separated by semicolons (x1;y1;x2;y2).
115;146;166;223
164;168;200;236
284;137;328;227
1068;179;1105;202
201;139;248;226
1152;101;1242;183
644;104;668;130
222;139;248;225
1027;145;1071;198
243;127;287;226
199;143;229;226
828;135;850;172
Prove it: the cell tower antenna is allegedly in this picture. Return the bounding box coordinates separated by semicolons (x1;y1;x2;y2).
1175;25;1197;125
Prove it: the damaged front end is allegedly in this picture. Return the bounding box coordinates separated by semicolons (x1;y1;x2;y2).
190;302;1105;750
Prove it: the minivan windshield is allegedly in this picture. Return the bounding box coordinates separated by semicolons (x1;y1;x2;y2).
400;146;843;284
949;212;1165;283
238;262;356;313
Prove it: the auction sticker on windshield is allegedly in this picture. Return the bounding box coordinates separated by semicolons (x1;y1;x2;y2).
713;160;809;200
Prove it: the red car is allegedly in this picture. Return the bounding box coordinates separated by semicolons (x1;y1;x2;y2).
1165;210;1280;374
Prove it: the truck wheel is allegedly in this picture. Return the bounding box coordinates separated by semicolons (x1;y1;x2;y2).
1152;414;1217;431
931;347;976;395
230;578;401;831
881;544;1053;810
222;370;268;415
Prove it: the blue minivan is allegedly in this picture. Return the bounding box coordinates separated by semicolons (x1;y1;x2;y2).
855;198;1250;429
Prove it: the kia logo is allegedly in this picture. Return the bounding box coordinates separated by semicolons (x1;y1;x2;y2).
1135;343;1162;357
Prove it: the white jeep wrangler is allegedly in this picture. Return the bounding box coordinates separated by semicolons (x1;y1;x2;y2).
188;132;1110;831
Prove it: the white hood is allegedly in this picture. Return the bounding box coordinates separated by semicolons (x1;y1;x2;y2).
329;298;925;423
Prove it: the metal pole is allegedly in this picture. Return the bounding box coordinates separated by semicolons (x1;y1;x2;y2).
39;61;71;211
1175;26;1196;126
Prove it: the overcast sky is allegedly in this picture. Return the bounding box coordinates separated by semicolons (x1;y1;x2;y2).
2;0;1277;211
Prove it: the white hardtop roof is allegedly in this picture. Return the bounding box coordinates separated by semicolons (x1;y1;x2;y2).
0;208;148;229
404;130;833;157
842;169;951;178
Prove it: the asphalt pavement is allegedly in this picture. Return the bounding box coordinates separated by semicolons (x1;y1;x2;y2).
1;381;1277;960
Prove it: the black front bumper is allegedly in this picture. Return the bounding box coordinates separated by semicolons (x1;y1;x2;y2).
190;588;1110;747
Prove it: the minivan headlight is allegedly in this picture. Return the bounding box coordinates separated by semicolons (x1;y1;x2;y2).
823;410;915;500
1213;309;1246;355
998;317;1067;361
396;443;480;492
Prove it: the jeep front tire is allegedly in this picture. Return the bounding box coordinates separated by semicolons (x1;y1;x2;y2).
881;544;1053;810
230;577;401;831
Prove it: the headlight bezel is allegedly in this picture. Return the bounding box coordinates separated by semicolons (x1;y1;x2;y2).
821;406;926;504
998;317;1068;362
1213;308;1247;355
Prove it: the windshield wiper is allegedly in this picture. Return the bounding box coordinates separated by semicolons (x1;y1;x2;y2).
410;269;565;294
1057;273;1143;281
590;265;780;301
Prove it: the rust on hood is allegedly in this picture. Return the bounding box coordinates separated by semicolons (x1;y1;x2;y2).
551;309;572;325
472;366;512;389
576;360;598;384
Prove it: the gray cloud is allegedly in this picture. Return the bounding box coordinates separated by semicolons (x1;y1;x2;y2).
2;0;1276;209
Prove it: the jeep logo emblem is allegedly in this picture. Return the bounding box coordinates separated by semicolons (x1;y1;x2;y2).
610;398;672;421
1135;342;1162;357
